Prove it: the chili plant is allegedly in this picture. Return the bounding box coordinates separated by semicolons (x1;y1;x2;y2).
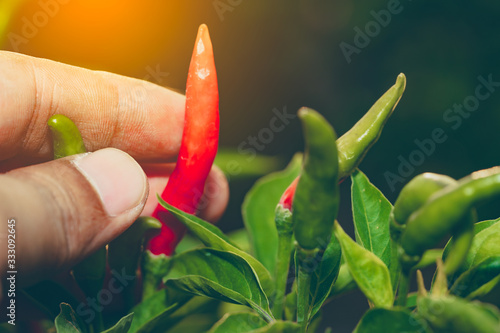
10;24;500;333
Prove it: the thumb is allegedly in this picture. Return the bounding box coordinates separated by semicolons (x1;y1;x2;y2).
0;148;148;286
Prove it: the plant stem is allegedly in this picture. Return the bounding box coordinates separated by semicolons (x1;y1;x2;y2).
297;264;312;333
272;232;294;319
94;311;104;332
396;270;411;307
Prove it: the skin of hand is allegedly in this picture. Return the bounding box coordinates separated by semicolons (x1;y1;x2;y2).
0;51;229;296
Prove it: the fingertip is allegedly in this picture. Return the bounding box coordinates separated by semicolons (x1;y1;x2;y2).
73;148;148;216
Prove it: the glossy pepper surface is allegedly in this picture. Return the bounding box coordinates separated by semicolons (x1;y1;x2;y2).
47;114;86;158
336;73;406;179
292;107;339;250
392;172;475;275
279;74;406;206
401;167;500;258
148;24;219;255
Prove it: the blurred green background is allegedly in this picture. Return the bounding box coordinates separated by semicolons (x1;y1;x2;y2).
2;0;500;331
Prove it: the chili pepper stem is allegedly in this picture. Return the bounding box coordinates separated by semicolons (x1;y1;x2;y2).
297;264;312;333
296;246;320;332
141;276;157;301
272;231;294;319
94;311;104;333
396;270;411;307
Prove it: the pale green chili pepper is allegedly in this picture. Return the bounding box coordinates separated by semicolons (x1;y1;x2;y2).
401;167;500;260
336;73;406;179
47;114;86;158
392;172;475;306
418;295;500;332
392;172;476;275
48;114;105;330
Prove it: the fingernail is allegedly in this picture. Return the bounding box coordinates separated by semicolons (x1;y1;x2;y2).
73;148;147;216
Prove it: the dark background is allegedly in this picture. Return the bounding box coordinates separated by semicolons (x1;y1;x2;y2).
3;1;500;331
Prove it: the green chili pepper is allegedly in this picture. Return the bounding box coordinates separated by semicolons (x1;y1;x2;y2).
391;172;456;243
290;108;339;332
400;167;500;271
336;73;406;180
108;217;162;309
416;261;500;333
390;172;475;276
292;107;339;250
47;114;86;158
48;114;105;330
418;295;500;332
392;173;456;228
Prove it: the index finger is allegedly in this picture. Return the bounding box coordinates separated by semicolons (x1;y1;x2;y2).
0;51;185;170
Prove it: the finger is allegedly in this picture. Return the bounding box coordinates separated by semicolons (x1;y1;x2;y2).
0;51;185;170
142;164;229;222
0;148;148;287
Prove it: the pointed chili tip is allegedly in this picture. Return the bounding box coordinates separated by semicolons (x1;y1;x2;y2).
195;24;213;54
396;73;407;91
297;106;312;118
198;23;208;33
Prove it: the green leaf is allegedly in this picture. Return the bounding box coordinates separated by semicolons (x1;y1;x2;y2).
175;234;204;253
354;308;429;333
463;219;500;271
450;256;500;299
351;169;399;289
215;150;283;179
164;248;274;322
443;218;500;272
102;313;134;333
249;321;300;333
227;228;252;254
158;198;274;294
242;153;302;273
54;303;88;333
128;287;190;333
333;222;393;308
166;313;216;333
207;312;267;333
308;232;342;318
474;218;500;234
328;264;357;298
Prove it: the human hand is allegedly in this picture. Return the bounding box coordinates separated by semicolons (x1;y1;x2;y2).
0;51;229;290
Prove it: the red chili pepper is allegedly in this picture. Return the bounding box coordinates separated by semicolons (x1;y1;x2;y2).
147;24;219;255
